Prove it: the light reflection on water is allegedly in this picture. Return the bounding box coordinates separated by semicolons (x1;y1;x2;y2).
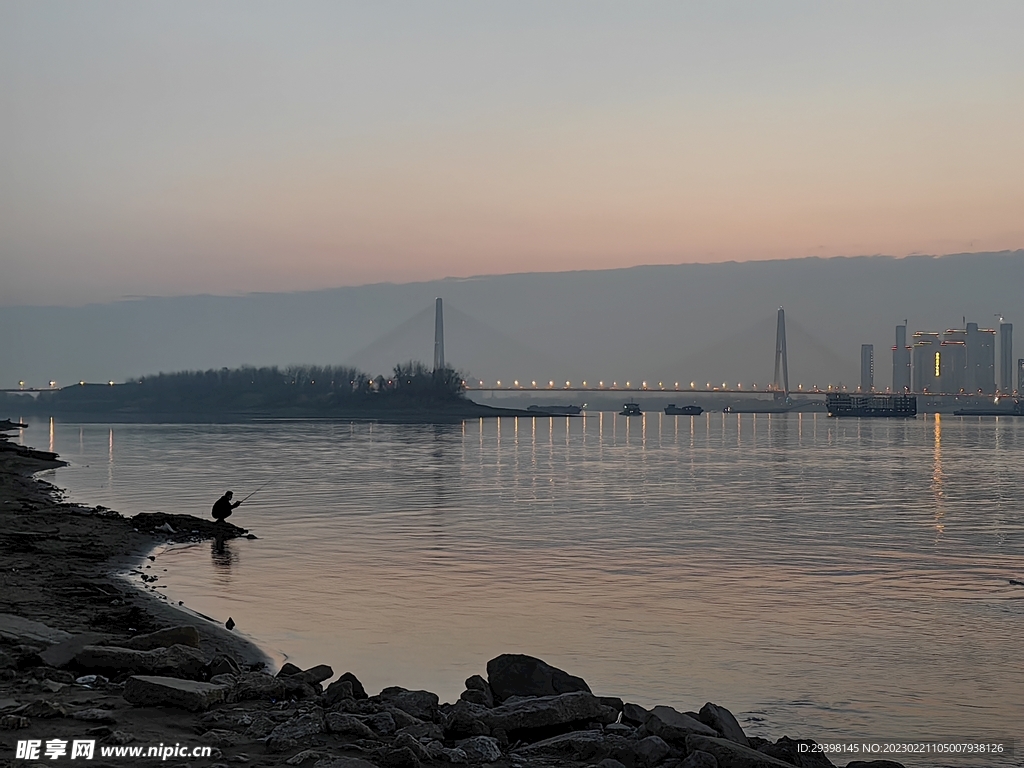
40;413;1024;766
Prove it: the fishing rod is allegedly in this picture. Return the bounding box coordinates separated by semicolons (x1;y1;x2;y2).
238;478;275;504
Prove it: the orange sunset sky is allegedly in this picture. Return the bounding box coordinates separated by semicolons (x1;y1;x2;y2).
2;1;1022;306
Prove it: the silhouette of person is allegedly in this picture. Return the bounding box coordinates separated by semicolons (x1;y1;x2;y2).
212;491;241;523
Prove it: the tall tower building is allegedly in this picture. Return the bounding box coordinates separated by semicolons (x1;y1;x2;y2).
912;332;941;393
965;322;996;394
999;323;1013;393
892;325;911;392
860;345;874;392
1018;359;1024;394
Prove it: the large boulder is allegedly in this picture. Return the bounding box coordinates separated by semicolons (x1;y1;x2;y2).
229;671;318;701
73;644;206;680
379;687;440;722
640;706;717;745
480;691;617;740
698;703;749;747
635;735;671;766
39;633;111;668
123;675;228;712
686;735;800;768
681;751;719;768
325;712;377;740
456;735;502;762
442;699;491;740
486;654;591;702
514;730;637;765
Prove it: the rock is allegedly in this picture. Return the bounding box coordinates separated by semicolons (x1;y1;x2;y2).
103;730;137;745
485;653;591;703
596;760;628;768
71;708;117;724
680;751;719;768
225;617;236;630
380;687;440;722
757;737;836;767
381;746;420;768
844;762;906;768
698;703;749;747
426;741;468;763
243;713;278;739
384;704;425;729
480;691;616;739
443;699;491;740
367;710;397;735
122;626;201;651
465;674;489;692
685;735;798;768
514;730;635;764
295;664;334;685
642;706;717;744
604;723;635;736
635;735;671;766
200;729;241;747
0;613;72;646
460;687;494;708
457;735;502;762
622;702;651;726
325;712;376;740
0;649;16;670
231;671;318;701
336;671;368;699
38;632;111;668
0;715;30;729
325;679;355;705
73;644;206;680
286;750;325;765
208;655;241;678
312;758;382;768
21;700;67;717
278;662;303;677
266;709;326;752
123;676;229;712
397;721;444;742
394;732;432;762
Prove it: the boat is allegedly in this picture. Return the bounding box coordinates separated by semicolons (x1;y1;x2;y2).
527;404;583;416
953;399;1022;417
664;404;703;416
826;393;917;418
619;402;643;416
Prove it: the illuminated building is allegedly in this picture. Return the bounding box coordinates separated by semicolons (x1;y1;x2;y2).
860;344;874;392
911;333;941;392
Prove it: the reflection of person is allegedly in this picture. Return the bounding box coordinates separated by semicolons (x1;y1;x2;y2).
212;491;241;522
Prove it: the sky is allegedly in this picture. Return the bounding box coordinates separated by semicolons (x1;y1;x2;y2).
3;1;1023;307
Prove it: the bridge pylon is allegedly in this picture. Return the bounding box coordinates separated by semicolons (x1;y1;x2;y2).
433;298;445;373
772;307;790;401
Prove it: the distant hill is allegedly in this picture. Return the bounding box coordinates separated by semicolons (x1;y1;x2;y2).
2;250;1022;391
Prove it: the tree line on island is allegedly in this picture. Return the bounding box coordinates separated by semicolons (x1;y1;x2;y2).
11;362;468;415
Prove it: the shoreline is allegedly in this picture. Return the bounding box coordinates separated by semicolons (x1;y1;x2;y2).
0;423;914;768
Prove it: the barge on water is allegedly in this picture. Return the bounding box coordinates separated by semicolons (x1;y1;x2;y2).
826;393;917;418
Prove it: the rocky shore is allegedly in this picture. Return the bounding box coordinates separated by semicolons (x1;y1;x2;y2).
1;422;904;768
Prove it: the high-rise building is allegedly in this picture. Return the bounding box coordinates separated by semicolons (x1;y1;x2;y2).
965;322;996;394
860;344;874;392
1018;359;1024;394
999;323;1013;393
892;325;911;392
939;340;967;393
912;332;941;392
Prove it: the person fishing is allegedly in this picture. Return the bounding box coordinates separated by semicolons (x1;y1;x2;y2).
211;479;273;523
212;491;241;523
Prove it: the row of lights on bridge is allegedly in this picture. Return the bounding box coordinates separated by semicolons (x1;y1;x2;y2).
465;381;848;392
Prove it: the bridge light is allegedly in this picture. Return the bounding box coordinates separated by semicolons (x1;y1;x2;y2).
50;381;56;388
549;381;554;388
479;380;484;386
612;382;617;388
626;381;631;388
674;382;679;389
642;381;648;389
109;381;114;386
19;381;24;389
531;381;537;387
496;380;501;387
690;382;695;389
80;381;85;386
565;381;570;387
582;381;587;387
658;382;663;389
514;380;519;387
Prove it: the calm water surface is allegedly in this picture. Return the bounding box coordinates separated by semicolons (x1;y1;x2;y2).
24;413;1024;766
